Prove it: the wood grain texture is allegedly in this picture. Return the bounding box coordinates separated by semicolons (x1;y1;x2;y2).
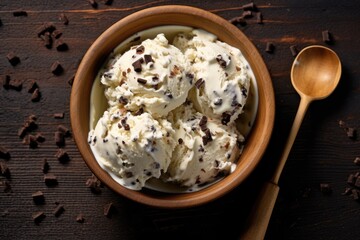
1;0;360;239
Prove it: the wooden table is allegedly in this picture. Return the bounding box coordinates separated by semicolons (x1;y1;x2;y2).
1;1;359;239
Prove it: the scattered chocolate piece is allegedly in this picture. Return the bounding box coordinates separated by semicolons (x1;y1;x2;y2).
221;113;231;125
347;174;355;185
199;116;208;127
67;75;75;86
9;79;23;91
351;189;359;201
55;149;70;163
137;78;147;85
242;2;255;10
202;128;213;146
42;159;49;173
132;59;143;72
3;180;12;193
52;29;63;39
103;202;114;217
0;18;2;27
27;79;39;93
320;183;332;195
2;75;10;89
13;10;27;17
76;213;85;223
119;96;128;105
59;13;69;25
354;157;360;166
136;45;145;54
178;138;183;144
55;39;68;51
37;22;56;37
28;134;38;148
53;204;65;217
0;162;11;179
32;211;45;224
216;55;227;68
134;108;144;116
229;16;246;25
18;126;27;138
265;42;275;53
55;131;65;147
32;191;45;204
44;173;58;186
195;78;205;89
58;125;70;137
89;0;98;8
41;32;52;49
51;61;63;75
24;118;37;131
255;12;263;24
322;30;331;43
6;52;20;66
290;45;298;57
31;88;41;102
86;174;103;194
0;146;10;160
35;133;45;143
355;177;360;188
342;187;352;196
144;54;154;64
346;127;356;139
53;112;64;119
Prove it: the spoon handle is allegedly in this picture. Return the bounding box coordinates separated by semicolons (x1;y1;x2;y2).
240;96;312;240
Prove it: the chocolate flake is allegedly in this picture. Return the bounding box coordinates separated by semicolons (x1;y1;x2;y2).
76;213;85;223
342;187;352;196
178;138;183;144
13;10;27;17
2;75;10;90
214;98;223;106
9;79;23;91
42;159;49;173
137;78;147;85
86;174;103;194
322;30;331;43
41;32;52;48
290;45;298;57
265;42;275;53
199;116;208;127
229;16;246;25
3;180;12;193
32;191;45;205
136;45;145;54
320;183;332;195
28;134;38;148
134;108;144;116
55;39;68;51
354;157;360;166
144;54;154;64
59;13;69;25
31;88;41;102
18;127;27;138
132;59;143;72
6;52;20;66
55;149;70;163
37;22;56;37
35;133;45;142
51;61;63;75
347;174;355;185
27;80;39;93
255;12;263;24
242;10;253;18
89;0;98;8
355;177;360;188
0;162;11;179
351;189;359;201
32;212;45;224
242;2;255;10
67;75;75;86
103;202;115;217
58;125;70;137
195;78;205;89
53;204;65;217
221;113;231;125
44;173;58;186
53;112;64;119
216;55;227;68
346;127;356;139
52;29;63;39
55;131;65;146
0;146;10;160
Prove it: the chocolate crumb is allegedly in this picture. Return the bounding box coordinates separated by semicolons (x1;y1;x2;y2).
290;45;298;57
266;42;275;53
348;174;355;185
0;147;10;160
86;174;103;194
9;79;23;91
3;180;12;193
35;133;45;143
134;108;144;116
27;80;39;93
51;61;63;75
354;157;360;166
13;10;27;17
144;54;154;64
55;149;70;163
44;173;58;186
132;59;143;72
0;162;11;179
2;75;10;90
6;52;20;66
322;30;331;43
242;10;253;18
42;159;49;173
320;183;332;195
137;78;147;85
53;112;64;119
31;88;41;102
255;12;263;24
59;13;69;25
89;0;98;8
53;204;65;217
28;134;38;148
37;22;56;37
221;113;231;125
199;116;208;127
76;213;85;223
32;212;45;224
55;39;68;51
32;191;45;204
342;187;352;196
58;125;70;137
195;78;205;89
41;32;52;48
178;138;183;144
103;202;115;217
67;75;75;86
18;127;27;138
55;131;65;147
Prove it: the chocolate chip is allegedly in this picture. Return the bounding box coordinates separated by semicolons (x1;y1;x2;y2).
103;202;114;217
32;212;45;224
55;39;68;51
354;157;360;166
88;0;98;8
202;128;213;146
320;183;332;195
355;177;360;188
37;22;56;37
134;108;144;116
35;133;45;143
229;16;246;25
0;162;11;179
144;54;154;64
44;173;58;186
0;147;10;160
178;138;183;144
76;213;85;223
214;98;223;106
6;52;20;66
86;174;102;194
342;187;352;196
266;42;275;53
51;61;63;75
53;112;64;119
24;119;37;131
136;45;145;54
347;174;355;185
137;78;147;85
165;90;173;99
242;10;253;18
18;127;27;138
351;189;359;201
41;32;52;49
13;10;27;17
55;149;70;163
199;116;207;127
2;75;10;90
290;45;298;57
28;135;38;148
132;59;143;72
255;12;263;24
3;180;12;193
58;125;70;137
31;88;41;102
59;13;69;25
216;55;227;68
27;80;39;93
52;29;63;39
9;79;23;91
53;204;65;217
221;113;231;125
322;30;331;43
195;78;205;89
55;131;65;147
346;127;356;139
42;159;49;174
32;191;45;205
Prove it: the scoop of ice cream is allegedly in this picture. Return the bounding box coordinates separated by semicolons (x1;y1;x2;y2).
173;29;252;125
101;33;193;118
88;106;176;190
163;103;244;187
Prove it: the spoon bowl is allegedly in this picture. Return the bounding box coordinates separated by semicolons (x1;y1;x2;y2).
291;45;342;100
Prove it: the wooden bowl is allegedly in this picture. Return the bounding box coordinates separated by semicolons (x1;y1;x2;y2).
70;5;275;208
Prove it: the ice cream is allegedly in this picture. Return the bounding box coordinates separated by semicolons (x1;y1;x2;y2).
173;29;251;125
101;33;193;118
164;103;243;187
89;28;254;191
88;106;176;190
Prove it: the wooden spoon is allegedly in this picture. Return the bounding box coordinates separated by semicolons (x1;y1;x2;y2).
240;45;341;240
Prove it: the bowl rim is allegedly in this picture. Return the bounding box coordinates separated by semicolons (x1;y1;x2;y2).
70;5;275;208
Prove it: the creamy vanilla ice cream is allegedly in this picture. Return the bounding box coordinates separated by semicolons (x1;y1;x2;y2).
89;28;254;191
173;29;251;125
164;103;243;187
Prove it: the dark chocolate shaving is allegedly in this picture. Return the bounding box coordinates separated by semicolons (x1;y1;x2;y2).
55;131;65;147
265;42;275;53
103;202;115;217
13;10;27;17
137;78;147;85
6;52;20;66
0;162;11;179
55;149;70;163
136;45;145;54
0;146;10;160
195;78;205;89
32;212;45;224
144;54;154;64
322;30;331;43
290;45;298;57
132;59;143;72
32;191;45;205
59;13;69;25
53;204;65;217
44;174;58;186
55;39;68;51
51;61;63;75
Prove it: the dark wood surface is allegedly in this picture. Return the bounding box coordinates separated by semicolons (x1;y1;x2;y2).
1;1;359;239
